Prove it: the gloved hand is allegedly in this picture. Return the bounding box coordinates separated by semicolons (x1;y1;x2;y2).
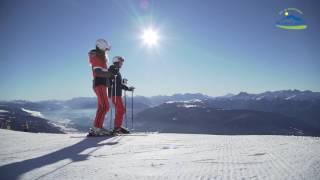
128;86;135;91
122;78;128;85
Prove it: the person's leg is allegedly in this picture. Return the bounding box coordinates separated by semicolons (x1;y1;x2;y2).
112;96;125;128
93;86;109;128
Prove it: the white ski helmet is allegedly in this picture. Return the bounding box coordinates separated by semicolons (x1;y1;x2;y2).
112;56;125;63
96;38;111;51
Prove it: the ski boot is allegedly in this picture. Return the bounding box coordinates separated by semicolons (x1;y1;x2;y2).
113;127;130;135
87;127;112;137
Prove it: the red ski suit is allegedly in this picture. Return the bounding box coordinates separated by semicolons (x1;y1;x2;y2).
111;96;125;128
89;50;109;128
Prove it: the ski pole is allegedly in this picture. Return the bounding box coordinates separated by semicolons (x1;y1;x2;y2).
114;75;117;129
124;90;128;128
110;79;113;129
131;90;134;130
114;75;117;104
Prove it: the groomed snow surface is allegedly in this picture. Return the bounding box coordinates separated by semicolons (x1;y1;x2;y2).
0;129;319;180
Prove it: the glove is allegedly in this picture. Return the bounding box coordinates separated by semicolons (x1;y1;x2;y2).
128;86;135;91
122;78;128;85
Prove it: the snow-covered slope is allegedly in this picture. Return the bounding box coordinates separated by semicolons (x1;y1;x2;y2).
0;129;319;180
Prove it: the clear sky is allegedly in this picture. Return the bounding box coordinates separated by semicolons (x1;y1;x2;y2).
1;0;319;101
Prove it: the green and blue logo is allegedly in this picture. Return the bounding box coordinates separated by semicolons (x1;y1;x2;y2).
276;8;307;30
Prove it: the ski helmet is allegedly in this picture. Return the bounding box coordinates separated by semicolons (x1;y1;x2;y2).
96;39;111;51
112;56;125;63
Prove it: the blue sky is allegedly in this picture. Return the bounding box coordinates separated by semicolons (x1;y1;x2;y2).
1;0;319;101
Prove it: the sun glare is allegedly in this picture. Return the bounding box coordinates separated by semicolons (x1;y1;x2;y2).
142;28;159;46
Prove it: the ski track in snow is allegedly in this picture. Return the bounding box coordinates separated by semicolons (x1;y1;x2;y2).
0;129;320;180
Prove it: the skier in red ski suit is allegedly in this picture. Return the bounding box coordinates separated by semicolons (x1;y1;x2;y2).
88;39;113;136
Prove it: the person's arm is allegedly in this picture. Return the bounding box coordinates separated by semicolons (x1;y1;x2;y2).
121;84;130;91
127;86;135;91
108;65;118;76
120;77;135;91
122;83;135;91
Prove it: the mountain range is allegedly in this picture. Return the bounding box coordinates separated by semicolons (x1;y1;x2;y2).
0;103;64;134
134;100;319;136
1;89;319;135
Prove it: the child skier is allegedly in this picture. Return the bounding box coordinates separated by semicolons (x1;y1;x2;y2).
108;56;135;134
88;39;113;136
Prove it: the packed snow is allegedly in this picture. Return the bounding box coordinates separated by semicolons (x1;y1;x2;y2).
0;129;319;180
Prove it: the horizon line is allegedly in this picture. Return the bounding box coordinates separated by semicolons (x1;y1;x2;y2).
1;89;319;102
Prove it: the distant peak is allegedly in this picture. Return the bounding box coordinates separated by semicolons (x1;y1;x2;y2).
238;92;250;96
223;93;235;97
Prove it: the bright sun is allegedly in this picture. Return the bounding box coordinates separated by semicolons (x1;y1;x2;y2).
142;28;159;46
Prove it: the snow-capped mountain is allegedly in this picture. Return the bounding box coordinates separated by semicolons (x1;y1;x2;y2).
222;90;320;101
1;90;319;134
205;91;320;132
134;100;319;136
165;99;205;108
149;93;211;106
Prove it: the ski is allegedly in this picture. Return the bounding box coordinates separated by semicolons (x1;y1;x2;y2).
70;133;148;138
115;133;148;136
86;133;114;137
